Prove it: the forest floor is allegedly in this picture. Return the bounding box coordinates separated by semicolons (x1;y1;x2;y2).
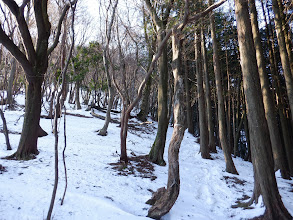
0;95;293;220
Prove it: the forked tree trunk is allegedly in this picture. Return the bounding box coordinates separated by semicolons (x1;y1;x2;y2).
148;32;185;220
249;0;290;179
98;50;115;136
149;27;169;166
209;0;238;174
195;29;210;159
234;0;292;218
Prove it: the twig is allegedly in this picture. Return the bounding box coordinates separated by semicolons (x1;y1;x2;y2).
61;107;67;205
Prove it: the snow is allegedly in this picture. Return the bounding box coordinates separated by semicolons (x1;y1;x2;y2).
0;95;293;220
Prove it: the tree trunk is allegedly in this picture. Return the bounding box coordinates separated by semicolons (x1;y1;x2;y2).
147;32;185;220
201;27;216;153
183;47;194;134
120;102;129;163
271;0;293;123
98;50;115;136
75;80;81;110
7;57;16;108
0;109;11;150
209;0;238;174
234;0;292;218
13;79;43;159
149;27;169;166
250;0;290;179
195;29;210;159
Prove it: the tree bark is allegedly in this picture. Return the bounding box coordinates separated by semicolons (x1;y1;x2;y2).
75;79;81;110
271;0;293;124
149;26;169;166
201;26;216;153
234;0;292;218
148;31;185;220
195;29;210;159
209;0;238;174
7;57;16;108
183;45;194;134
250;0;290;179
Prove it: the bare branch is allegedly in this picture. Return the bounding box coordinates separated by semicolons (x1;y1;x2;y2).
47;3;70;55
1;0;36;63
0;25;33;77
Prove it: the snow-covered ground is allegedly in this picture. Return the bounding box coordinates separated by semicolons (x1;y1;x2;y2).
0;95;292;220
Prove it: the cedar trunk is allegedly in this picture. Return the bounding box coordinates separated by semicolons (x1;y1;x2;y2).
249;0;290;179
209;0;238;174
234;0;292;218
195;30;210;159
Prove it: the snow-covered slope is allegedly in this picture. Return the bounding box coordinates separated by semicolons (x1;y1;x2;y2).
0;97;292;220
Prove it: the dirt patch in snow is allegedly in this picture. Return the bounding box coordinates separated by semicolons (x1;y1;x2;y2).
109;155;157;181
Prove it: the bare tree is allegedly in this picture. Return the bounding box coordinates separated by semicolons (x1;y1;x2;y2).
0;0;73;159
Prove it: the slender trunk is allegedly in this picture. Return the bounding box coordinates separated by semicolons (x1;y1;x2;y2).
147;32;185;220
149;27;169;166
195;29;210;159
75;80;81;110
250;0;290;179
234;0;292;218
98;51;115;136
209;0;238;174
0;109;11;150
7;57;16;108
183;48;194;134
201;28;216;153
120;102;129;163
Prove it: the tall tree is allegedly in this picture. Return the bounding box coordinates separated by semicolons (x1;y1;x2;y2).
201;26;216;153
271;0;293;123
145;0;174;166
98;0;119;136
249;0;290;179
0;0;73;159
208;0;238;174
234;0;292;218
195;27;210;159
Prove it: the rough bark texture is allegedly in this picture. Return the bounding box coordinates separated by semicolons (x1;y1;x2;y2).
195;30;210;159
148;32;185;220
149;27;169;166
209;0;238;174
271;0;293;123
234;0;292;218
201;27;216;153
249;0;290;179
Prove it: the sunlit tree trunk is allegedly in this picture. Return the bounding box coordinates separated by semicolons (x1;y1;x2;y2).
234;0;292;217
